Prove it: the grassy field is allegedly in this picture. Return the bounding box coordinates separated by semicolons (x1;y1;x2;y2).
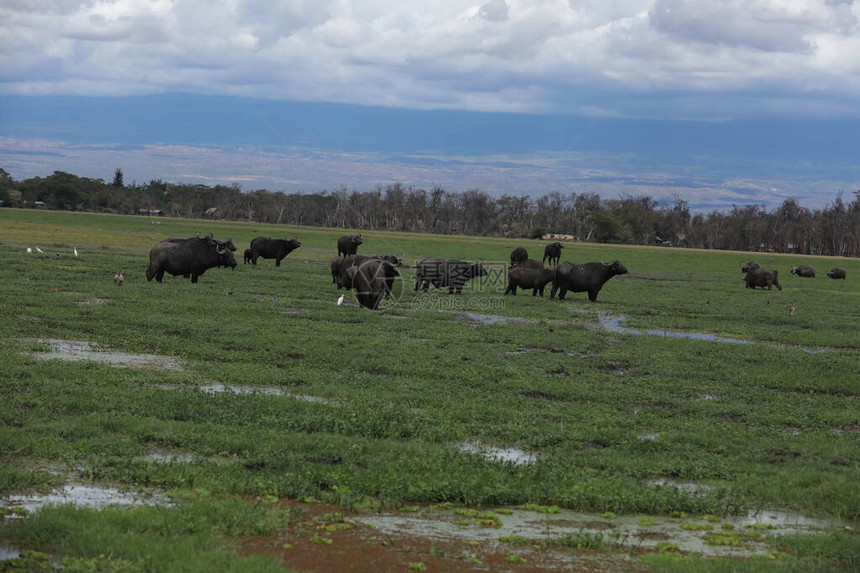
1;208;858;572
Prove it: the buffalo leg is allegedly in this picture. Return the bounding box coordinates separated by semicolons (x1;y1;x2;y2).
275;258;282;267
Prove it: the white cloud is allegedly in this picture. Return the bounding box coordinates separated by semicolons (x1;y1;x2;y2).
2;0;860;118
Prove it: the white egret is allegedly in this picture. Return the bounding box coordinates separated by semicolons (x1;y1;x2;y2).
336;295;345;306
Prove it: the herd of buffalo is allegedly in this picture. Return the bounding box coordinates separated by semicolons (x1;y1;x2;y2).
144;233;848;310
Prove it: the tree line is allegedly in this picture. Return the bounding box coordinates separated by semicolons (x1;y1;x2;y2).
1;168;858;257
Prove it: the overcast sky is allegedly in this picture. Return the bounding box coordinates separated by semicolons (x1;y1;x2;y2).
2;0;860;209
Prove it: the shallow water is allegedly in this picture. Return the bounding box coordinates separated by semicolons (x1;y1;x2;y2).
156;383;331;403
142;448;197;463
357;504;848;559
32;339;184;371
456;441;537;465
1;484;167;515
646;478;713;496
0;546;20;561
587;313;828;354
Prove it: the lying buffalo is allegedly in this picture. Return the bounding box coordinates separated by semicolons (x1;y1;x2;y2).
248;237;301;266
826;268;847;279
510;247;529;267
414;257;487;294
504;267;555;296
243;249;252;264
347;258;400;310
742;262;782;290
337;234;363;257
543;242;563;266
146;234;237;283
790;265;816;278
550;260;628;302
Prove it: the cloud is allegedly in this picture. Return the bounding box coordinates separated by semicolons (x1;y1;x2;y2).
1;0;860;119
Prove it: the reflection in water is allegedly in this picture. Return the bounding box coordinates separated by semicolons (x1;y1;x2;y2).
457;441;537;465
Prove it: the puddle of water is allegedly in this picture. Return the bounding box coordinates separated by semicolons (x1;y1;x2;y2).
356;505;847;559
646;478;714;497
0;546;20;561
154;383;332;404
32;339;184;371
585;313;829;354
456;441;537;465
1;484;167;516
142;448;197;463
464;313;510;325
637;433;660;441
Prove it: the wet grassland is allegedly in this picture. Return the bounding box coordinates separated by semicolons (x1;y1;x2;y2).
1;209;858;572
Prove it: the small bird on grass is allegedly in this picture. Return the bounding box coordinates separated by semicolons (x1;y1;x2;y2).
114;270;124;286
26;247;32;253
35;247;43;253
787;305;796;317
336;295;345;306
73;246;78;257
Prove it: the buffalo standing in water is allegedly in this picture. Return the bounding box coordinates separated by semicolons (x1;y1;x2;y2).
414;257;487;294
337;234;363;257
551;260;628;302
248;237;301;266
741;262;782;290
346;258;401;310
543;242;564;266
510;247;529;267
146;234;237;284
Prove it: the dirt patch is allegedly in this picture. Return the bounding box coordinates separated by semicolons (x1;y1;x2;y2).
237;501;649;573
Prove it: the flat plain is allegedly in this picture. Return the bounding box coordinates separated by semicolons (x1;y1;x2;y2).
1;208;858;572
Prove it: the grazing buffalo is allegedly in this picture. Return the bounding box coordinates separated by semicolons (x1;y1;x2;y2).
542;242;564;266
741;262;782;291
790;265;816;278
337;234;363;257
504;267;555;296
551;260;628;302
510;247;529;267
248;237;301;266
243;249;253;264
347;258;400;310
826;268;847;279
414;257;487;294
146;234;237;284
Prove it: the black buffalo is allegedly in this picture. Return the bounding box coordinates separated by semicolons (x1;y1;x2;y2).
826;268;847;279
510;247;529;267
337;234;363;257
347;258;400;310
248;237;301;266
551;260;628;302
742;262;782;290
332;254;401;294
243;248;253;264
505;267;555;296
517;259;544;270
542;242;564;266
146;234;237;284
790;265;816;278
414;257;487;294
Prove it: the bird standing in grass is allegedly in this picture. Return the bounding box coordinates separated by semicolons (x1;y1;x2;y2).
114;270;124;286
73;246;78;257
787;305;796;317
336;294;345;306
26;247;32;253
35;247;43;253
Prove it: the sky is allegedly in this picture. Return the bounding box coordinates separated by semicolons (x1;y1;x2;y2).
2;0;860;210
